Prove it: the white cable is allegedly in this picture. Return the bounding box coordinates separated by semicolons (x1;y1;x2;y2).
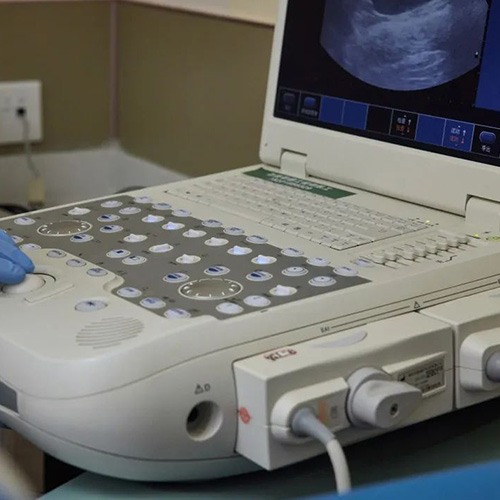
19;112;40;179
291;408;352;495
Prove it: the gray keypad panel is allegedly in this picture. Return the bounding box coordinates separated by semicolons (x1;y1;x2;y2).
0;196;370;320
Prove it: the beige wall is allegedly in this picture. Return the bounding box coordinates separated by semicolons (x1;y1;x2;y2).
0;1;111;154
118;3;274;177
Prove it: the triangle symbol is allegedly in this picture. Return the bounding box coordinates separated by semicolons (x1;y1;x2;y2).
195;385;204;395
414;302;421;310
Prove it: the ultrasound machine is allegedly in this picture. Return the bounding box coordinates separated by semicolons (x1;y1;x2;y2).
2;0;500;492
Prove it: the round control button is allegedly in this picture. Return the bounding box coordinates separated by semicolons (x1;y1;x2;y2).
119;207;142;215
446;236;460;248
425;241;439;254
183;229;207;238
252;255;277;265
163;221;185;231
124;234;148;243
176;254;201;265
100;225;123;234
354;258;374;268
20;243;41;250
123;255;148;266
385;249;399;261
101;200;122;208
142;214;165;224
282;248;304;257
172;209;191;217
247;271;273;282
71;234;94;243
134;196;153;204
117;287;142;298
307;257;331;267
107;249;131;259
205;237;229;247
414;245;427;258
3;274;46;295
216;303;244;315
47;250;67;259
436;238;449;251
153;203;172;211
244;295;271;308
309;276;337;287
14;217;36;226
202;219;223;228
10;235;23;244
179;279;243;301
87;268;108;277
75;300;108;312
334;266;359;277
98;214;120;222
163;273;190;283
246;235;268;245
283;266;308;277
228;246;252;256
149;243;174;254
67;258;86;267
68;207;90;216
402;248;417;261
270;285;298;297
165;308;191;319
140;297;166;309
205;266;230;277
370;252;386;265
38;220;92;236
224;227;245;236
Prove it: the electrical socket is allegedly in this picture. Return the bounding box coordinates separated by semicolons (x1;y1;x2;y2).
0;81;43;146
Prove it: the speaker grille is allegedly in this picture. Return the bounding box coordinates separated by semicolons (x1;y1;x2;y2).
76;318;143;349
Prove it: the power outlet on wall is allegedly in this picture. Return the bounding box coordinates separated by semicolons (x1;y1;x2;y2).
0;81;43;146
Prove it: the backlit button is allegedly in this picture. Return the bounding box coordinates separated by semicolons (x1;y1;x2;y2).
14;217;36;226
149;243;173;253
165;308;191;319
247;271;273;282
205;238;229;247
107;249;131;259
142;214;165;224
119;207;142;215
87;268;108;277
153;203;172;211
334;266;358;277
270;285;297;297
282;266;308;277
309;276;337;287
172;209;191;217
307;257;331;267
67;258;86;267
244;295;271;308
224;227;245;236
354;258;374;268
163;221;185;231
123;255;147;266
282;248;304;257
134;196;153;204
101;200;122;208
202;219;223;228
11;235;23;244
183;229;207;238
117;287;142;298
216;303;244;315
98;214;120;222
163;273;190;283
176;254;201;264
68;207;90;216
75;300;108;312
47;250;66;259
124;234;148;243
246;235;268;245
228;246;252;256
71;234;94;243
20;243;41;250
140;297;166;309
252;255;277;265
100;225;123;234
205;266;230;276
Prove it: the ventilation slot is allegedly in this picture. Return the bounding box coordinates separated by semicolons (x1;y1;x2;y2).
76;318;143;349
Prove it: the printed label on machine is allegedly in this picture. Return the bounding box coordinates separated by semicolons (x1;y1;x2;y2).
396;358;445;395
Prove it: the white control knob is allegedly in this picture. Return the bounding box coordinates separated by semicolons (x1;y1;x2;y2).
425;241;438;254
252;255;277;265
3;274;46;295
228;246;252;256
176;254;201;264
370;252;386;265
486;352;500;383
436;238;449;251
68;207;90;216
124;234;148;243
205;238;229;247
414;245;427;257
270;285;297;297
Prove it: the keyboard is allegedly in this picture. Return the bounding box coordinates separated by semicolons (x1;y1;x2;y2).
167;172;429;250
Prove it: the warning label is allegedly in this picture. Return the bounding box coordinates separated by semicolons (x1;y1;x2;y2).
397;358;445;395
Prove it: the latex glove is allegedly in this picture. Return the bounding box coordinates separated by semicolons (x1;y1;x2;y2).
0;230;35;285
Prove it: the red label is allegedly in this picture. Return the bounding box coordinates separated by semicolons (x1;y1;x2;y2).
239;408;251;424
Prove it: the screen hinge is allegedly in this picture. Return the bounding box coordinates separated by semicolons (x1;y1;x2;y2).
280;150;308;179
466;197;500;231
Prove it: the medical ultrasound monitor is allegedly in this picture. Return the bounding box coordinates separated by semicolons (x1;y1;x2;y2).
275;0;500;166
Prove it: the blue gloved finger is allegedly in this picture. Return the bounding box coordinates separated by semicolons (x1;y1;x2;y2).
0;258;26;285
0;230;16;247
0;240;35;273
